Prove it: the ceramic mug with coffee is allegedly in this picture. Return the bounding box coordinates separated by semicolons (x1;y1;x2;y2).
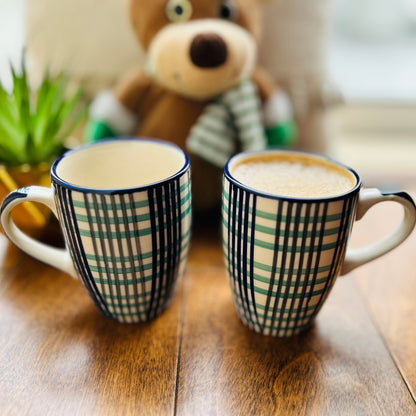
222;150;416;337
0;139;192;323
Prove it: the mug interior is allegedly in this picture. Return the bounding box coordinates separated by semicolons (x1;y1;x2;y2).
53;139;187;190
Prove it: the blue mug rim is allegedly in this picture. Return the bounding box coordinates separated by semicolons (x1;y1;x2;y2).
51;137;191;195
224;149;362;202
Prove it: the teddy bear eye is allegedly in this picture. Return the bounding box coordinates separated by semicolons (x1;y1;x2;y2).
166;0;193;22
218;0;238;21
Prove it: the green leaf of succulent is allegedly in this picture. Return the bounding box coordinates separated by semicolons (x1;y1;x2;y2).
11;61;31;134
0;82;26;159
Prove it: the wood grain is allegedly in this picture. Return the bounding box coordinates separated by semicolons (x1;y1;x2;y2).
0;187;415;415
351;187;416;401
176;225;416;416
0;245;182;416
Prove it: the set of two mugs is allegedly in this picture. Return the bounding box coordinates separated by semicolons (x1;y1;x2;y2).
1;138;415;337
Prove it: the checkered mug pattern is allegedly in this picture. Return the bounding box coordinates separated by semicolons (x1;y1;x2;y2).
222;150;416;337
1;139;192;323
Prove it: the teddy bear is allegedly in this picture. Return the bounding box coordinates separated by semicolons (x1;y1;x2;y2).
86;0;296;214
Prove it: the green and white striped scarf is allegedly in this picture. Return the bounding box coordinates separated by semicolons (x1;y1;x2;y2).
186;80;266;167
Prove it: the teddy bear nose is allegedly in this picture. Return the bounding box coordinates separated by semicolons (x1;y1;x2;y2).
190;33;228;68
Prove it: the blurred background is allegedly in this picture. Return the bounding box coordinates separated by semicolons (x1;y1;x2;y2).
0;0;415;184
329;0;416;184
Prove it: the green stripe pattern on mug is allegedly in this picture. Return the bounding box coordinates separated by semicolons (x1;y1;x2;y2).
53;170;191;323
222;179;359;337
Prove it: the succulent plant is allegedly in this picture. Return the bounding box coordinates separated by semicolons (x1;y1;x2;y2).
0;57;87;166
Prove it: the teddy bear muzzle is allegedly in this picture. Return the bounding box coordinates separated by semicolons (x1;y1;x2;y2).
190;33;228;69
145;19;258;101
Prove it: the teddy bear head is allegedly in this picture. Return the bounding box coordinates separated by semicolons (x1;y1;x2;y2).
129;0;264;101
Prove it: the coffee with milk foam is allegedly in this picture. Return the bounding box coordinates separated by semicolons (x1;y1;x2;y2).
231;152;356;198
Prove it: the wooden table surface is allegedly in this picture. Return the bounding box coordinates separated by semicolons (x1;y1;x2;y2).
0;183;415;415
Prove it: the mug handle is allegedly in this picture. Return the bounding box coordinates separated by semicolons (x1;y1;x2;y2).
341;188;416;275
1;186;77;278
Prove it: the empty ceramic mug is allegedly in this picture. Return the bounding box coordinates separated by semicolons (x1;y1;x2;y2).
1;138;192;323
222;149;416;337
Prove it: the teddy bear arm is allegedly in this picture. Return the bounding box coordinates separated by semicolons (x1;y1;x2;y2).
252;66;297;147
114;67;153;113
85;68;152;142
252;65;277;102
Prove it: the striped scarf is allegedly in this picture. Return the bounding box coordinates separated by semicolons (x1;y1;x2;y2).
186;80;266;167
